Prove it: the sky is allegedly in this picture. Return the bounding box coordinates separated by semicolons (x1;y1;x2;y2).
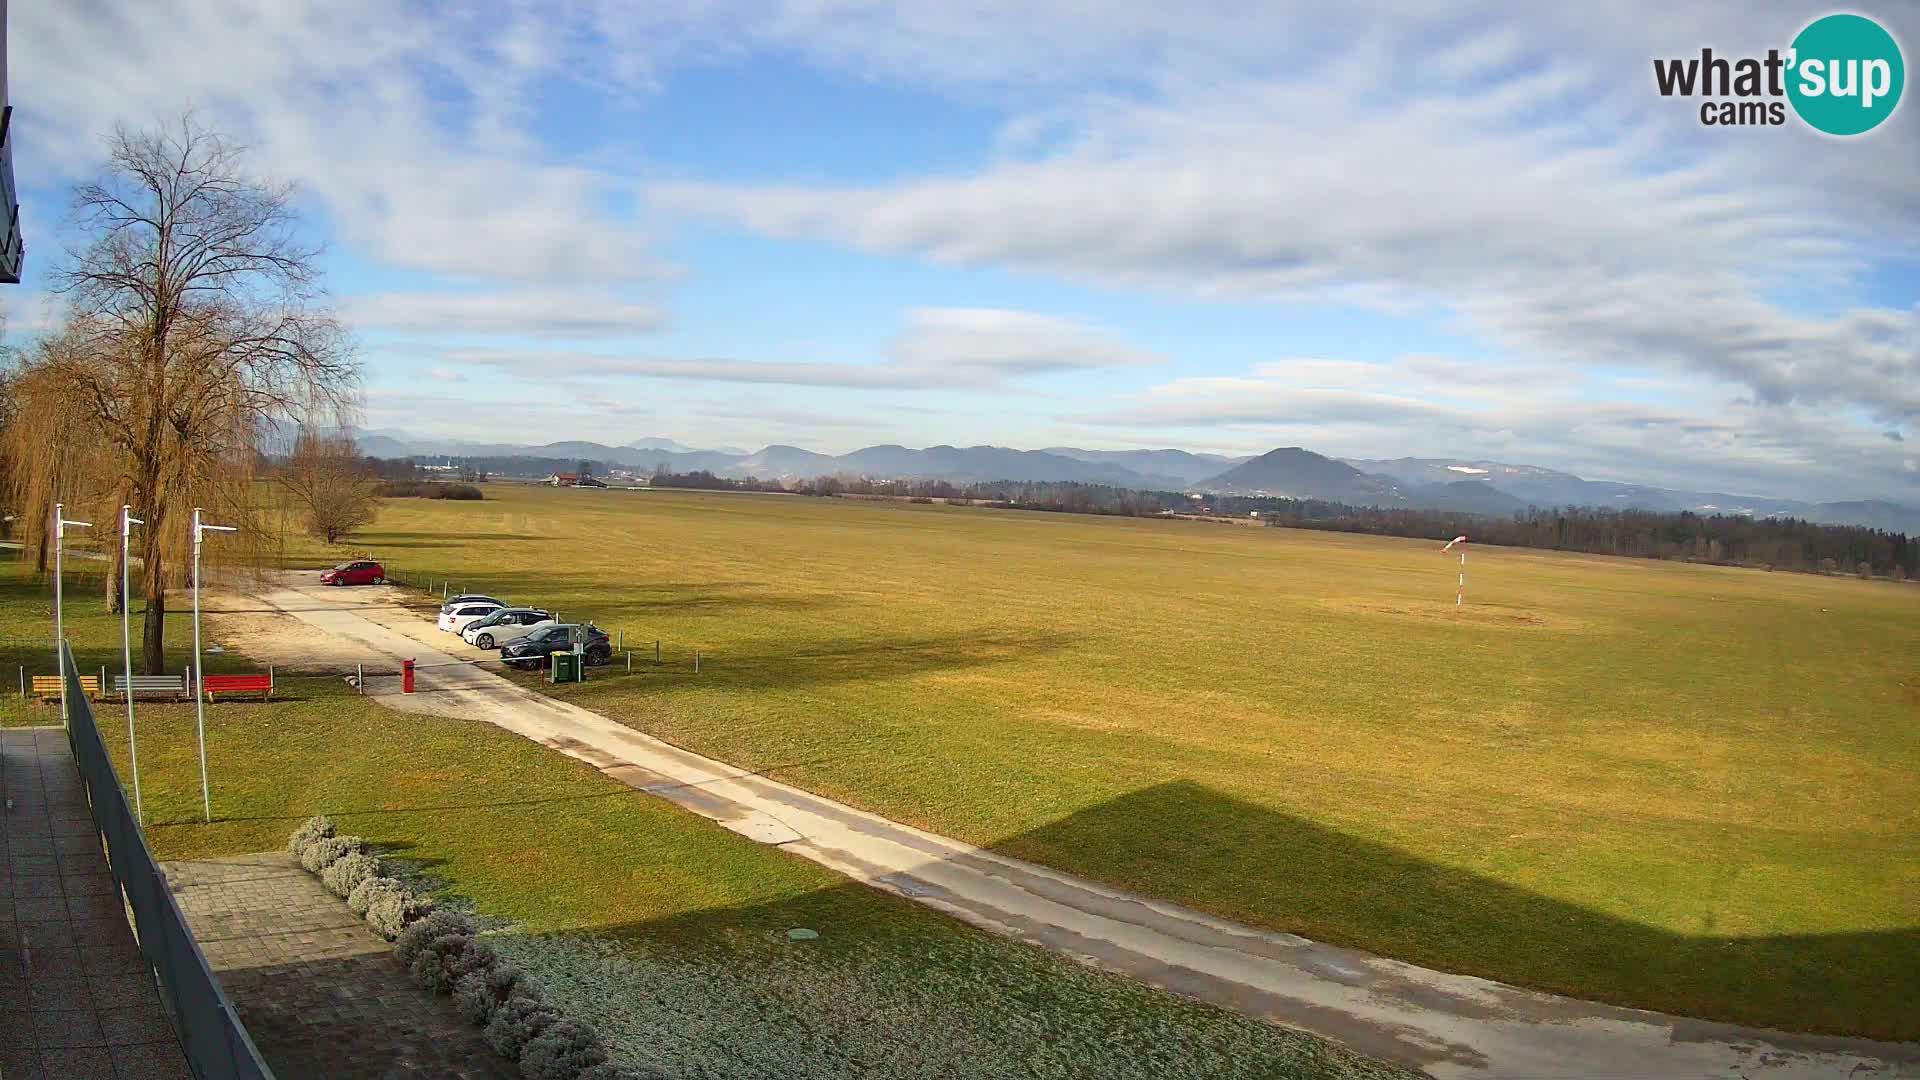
6;1;1918;503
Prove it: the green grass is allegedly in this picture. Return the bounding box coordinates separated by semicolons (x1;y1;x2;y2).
0;551;1405;1079
270;484;1919;1040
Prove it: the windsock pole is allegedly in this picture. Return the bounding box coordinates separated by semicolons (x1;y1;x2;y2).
1443;535;1469;608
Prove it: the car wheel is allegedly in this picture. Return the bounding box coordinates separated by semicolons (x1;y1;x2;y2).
371;575;384;585
476;633;494;649
588;648;611;666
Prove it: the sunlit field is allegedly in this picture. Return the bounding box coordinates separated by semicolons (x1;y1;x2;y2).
265;482;1920;1038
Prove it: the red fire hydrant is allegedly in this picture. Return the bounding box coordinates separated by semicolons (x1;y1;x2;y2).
402;658;415;694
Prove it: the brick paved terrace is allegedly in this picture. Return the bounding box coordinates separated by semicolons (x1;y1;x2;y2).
162;853;515;1079
1;726;191;1080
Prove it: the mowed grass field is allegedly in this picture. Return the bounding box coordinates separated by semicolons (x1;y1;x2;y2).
0;553;1405;1079
281;483;1920;1040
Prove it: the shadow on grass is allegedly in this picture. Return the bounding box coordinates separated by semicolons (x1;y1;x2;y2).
976;780;1920;1044
514;784;1919;1075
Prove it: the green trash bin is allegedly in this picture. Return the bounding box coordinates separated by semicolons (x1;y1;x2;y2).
550;650;581;684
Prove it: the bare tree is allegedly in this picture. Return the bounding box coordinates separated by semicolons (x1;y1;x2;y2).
13;114;357;672
282;429;378;544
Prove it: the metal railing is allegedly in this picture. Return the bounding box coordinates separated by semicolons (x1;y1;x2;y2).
60;640;276;1080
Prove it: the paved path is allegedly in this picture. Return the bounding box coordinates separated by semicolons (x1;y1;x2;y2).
160;853;514;1079
1;727;191;1080
252;575;1920;1080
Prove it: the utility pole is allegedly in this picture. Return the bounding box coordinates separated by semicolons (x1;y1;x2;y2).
53;503;93;726
191;508;238;823
121;506;146;823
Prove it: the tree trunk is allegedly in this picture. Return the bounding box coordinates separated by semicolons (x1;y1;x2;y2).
140;526;167;674
107;544;126;614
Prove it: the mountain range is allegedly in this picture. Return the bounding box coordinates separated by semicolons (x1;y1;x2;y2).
353;429;1920;533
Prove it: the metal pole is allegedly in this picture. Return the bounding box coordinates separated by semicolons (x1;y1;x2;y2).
55;502;65;725
193;509;210;823
618;628;624;650
187;509;236;826
694;651;700;674
52;504;92;726
357;662;364;694
626;651;632;674
655;639;661;664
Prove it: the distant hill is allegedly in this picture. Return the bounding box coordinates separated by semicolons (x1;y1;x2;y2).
343;429;1918;529
733;444;839;479
1408;480;1529;515
1041;447;1242;487
830;444;1143;485
1201;448;1406;504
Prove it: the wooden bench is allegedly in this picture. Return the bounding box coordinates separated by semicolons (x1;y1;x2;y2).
201;672;273;701
113;674;188;700
31;675;101;699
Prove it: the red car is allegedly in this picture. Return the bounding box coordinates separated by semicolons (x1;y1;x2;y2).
320;559;385;586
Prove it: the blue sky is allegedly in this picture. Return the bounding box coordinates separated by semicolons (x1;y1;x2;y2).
8;1;1918;501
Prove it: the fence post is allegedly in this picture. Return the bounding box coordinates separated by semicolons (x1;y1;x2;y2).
694;652;701;674
357;663;364;694
655;640;661;664
18;664;23;699
618;629;624;650
626;651;632;674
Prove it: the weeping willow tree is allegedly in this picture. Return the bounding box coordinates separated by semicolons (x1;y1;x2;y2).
2;115;357;673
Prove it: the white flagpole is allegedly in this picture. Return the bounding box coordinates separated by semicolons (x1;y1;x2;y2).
54;503;94;725
122;506;146;823
191;508;238;823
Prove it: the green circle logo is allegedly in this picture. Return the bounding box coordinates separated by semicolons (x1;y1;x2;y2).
1787;13;1905;135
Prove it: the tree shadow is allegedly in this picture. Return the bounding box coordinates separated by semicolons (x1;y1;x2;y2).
976;780;1920;1045
487;780;1920;1077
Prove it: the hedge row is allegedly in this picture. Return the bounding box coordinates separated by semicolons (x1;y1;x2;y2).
287;817;663;1080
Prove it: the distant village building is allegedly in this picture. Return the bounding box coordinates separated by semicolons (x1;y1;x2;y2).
545;473;610;488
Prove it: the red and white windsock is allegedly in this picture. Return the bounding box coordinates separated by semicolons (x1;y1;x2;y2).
1443;536;1468;606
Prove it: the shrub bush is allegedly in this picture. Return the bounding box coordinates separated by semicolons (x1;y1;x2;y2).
300;834;362;874
519;1019;608;1080
454;963;529;1026
409;932;474;994
373;480;486;500
321;852;381;898
364;884;432;940
396;910;478;965
286;815;336;861
349;874;405;916
485;994;561;1059
578;1064;671;1080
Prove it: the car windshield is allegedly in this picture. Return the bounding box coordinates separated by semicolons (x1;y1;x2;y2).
332;562;353;570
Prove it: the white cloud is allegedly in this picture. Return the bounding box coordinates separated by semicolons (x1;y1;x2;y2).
15;1;666;283
341;292;667;338
443;307;1157;388
649;2;1920;437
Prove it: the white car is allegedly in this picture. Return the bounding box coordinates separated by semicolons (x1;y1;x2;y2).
460;608;556;649
437;601;504;634
439;593;507;613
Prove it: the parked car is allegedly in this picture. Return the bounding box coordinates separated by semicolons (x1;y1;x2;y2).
437;601;504;634
500;624;612;668
461;608;555;649
440;593;507;612
320;560;385;586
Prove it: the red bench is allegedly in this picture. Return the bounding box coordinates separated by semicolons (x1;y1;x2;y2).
201;672;274;701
